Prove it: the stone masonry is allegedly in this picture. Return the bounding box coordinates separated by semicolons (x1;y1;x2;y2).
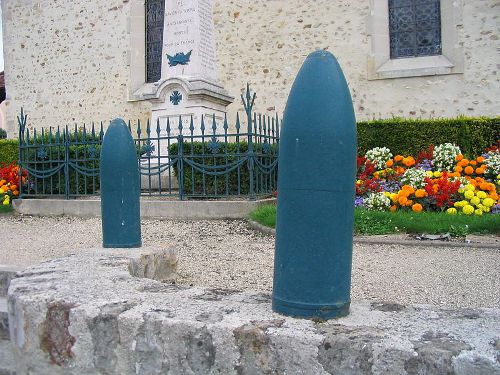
1;0;499;135
7;248;500;374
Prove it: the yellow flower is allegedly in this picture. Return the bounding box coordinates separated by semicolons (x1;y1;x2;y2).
462;205;474;215
470;197;481;206
481;205;490;213
464;184;475;191
474;209;483;216
464;190;475;200
446;208;457;215
426;171;434;177
433;171;442;178
482;198;495;207
383;192;391;197
476;191;487;199
454;200;468;208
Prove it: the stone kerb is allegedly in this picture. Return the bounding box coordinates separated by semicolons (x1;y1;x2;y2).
7;249;500;375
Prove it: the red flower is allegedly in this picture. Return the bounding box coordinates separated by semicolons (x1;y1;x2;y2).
424;172;461;210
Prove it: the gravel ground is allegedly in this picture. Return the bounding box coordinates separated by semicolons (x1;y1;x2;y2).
1;214;499;309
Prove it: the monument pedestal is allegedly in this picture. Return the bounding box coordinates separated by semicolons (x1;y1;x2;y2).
136;0;234;192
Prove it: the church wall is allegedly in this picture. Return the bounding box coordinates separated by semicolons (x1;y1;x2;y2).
1;0;151;135
1;0;499;135
213;0;499;120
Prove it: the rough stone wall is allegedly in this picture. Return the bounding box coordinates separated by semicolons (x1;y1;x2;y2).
1;0;499;135
7;250;500;374
1;0;151;135
213;0;500;119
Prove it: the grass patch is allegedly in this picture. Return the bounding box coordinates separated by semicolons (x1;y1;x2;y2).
249;204;277;229
249;204;500;236
0;205;13;214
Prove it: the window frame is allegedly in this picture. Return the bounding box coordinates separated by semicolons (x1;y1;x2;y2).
366;0;464;80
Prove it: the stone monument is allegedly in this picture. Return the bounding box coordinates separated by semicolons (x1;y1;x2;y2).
135;0;233;155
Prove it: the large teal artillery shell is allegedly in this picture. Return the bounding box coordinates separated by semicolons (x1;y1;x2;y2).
100;119;142;248
272;51;356;319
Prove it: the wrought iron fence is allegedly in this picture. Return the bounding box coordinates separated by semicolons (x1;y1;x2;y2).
17;86;280;200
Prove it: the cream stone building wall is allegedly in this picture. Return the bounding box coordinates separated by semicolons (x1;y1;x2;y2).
1;0;499;136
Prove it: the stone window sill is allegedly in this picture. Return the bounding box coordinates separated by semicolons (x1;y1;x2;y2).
368;55;460;80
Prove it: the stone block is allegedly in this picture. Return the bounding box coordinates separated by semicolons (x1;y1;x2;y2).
128;247;178;282
6;250;500;374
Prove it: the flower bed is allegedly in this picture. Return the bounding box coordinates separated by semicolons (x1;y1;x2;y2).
356;143;500;216
0;163;26;206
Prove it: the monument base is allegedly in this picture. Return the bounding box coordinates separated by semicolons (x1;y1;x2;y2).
135;77;234;157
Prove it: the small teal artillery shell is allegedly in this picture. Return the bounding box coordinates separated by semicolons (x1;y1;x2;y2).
100;118;142;248
273;50;357;319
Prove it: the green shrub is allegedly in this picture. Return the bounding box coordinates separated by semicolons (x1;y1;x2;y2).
169;141;278;196
357;117;500;156
0;139;19;164
20;133;101;196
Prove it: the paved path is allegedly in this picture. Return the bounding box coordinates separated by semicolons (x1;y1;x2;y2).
1;215;499;309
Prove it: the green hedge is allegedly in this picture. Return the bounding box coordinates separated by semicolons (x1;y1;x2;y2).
169;141;278;196
357;117;500;156
0;139;19;165
21;143;101;196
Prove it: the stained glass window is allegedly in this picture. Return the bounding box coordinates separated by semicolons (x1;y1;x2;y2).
389;0;442;59
145;0;165;83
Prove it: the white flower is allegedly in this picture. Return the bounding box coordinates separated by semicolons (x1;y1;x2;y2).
485;151;500;175
365;147;392;169
400;168;428;188
364;192;391;211
433;143;461;171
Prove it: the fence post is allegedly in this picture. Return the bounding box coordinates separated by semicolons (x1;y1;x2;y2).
100;118;141;248
242;84;256;199
64;126;70;199
273;51;357;320
17;109;26;198
177;133;184;200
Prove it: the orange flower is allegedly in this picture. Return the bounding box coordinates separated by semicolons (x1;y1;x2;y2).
399;190;410;198
385;159;394;168
390;205;398;212
394;155;403;162
10;185;17;191
406;199;414;207
479;182;489;191
395;167;405;174
415;189;427;198
433;185;439;193
475;168;483;175
455;166;463;173
412;203;423;212
13;190;19;196
469;160;477;166
476;156;485;163
459;159;469;167
455;154;464;162
464;166;474;175
398;196;408;205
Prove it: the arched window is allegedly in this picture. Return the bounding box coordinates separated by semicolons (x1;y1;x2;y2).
145;0;165;83
389;0;442;59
